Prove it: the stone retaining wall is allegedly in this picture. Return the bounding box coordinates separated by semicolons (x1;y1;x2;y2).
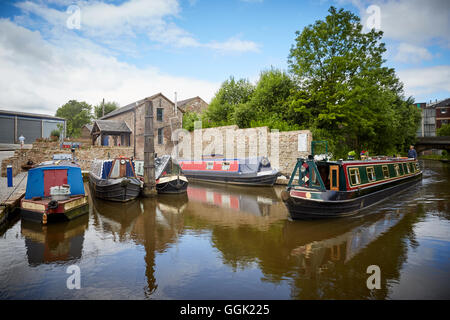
1;141;133;176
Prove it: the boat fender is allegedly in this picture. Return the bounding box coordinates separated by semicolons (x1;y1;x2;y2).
48;200;59;209
42;213;47;225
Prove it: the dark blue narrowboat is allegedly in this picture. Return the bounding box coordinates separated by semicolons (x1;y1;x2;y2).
282;155;422;219
89;156;143;202
20;160;89;224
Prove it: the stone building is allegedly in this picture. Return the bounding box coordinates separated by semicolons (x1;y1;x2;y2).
100;93;184;159
91;120;132;146
177;96;209;114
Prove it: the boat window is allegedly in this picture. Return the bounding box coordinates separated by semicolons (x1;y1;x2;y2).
409;163;414;173
382;165;390;179
348;168;361;185
206;162;214;170
415;163;420;172
222;162;230;170
404;163;410;174
394;164;401;176
366;167;376;182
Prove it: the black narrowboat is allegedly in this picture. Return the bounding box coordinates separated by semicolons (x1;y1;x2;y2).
281;155;422;219
89;156;142;202
178;156;280;186
134;155;188;194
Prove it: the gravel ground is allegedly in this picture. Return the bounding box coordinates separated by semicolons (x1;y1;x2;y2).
0;151;27;203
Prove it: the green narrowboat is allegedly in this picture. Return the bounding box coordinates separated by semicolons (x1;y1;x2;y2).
281;155;422;219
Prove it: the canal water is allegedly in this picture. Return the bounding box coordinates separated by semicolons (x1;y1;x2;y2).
0;160;449;299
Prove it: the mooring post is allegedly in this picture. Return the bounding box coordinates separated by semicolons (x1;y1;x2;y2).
143;99;157;197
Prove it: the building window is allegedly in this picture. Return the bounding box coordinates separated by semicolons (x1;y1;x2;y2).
348;168;361;185
158;128;163;144
366;167;376;182
157;108;163;122
382;165;390;179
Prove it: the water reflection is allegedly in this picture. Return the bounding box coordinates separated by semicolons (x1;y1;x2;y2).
0;161;448;299
21;215;88;266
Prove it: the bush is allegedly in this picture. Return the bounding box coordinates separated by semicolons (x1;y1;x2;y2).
437;123;450;136
50;129;60;138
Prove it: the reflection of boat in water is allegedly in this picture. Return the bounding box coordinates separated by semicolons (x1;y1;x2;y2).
282;156;422;219
21;214;88;266
187;182;280;216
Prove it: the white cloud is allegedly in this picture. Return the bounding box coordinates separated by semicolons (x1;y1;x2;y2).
394;43;433;64
358;0;450;47
14;0;260;54
397;65;450;98
0;19;219;114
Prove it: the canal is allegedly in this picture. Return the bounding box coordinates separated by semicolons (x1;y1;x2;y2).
0;160;449;299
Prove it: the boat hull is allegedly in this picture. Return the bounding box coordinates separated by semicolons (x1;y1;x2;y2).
283;172;422;219
183;171;279;186
89;174;142;202
21;196;89;223
156;176;188;194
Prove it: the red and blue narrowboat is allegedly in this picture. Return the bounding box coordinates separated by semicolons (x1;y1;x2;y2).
20;160;89;224
281;155;422;219
178;156;280;186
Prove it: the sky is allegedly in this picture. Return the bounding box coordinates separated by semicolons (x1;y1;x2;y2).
0;0;449;115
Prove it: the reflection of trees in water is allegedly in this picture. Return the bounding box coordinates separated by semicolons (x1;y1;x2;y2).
91;194;188;297
201;200;427;299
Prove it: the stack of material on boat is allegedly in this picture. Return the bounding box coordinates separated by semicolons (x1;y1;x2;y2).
89;157;143;202
20;160;89;224
178;156;280;186
134;155;188;194
281;155;423;219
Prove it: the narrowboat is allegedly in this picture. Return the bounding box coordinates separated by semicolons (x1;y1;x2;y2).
134;155;188;194
20;160;89;224
89;156;143;202
281;155;422;219
178;156;280;186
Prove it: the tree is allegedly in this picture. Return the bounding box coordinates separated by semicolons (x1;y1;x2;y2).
94;101;120;119
288;6;420;158
204;77;254;126
437;123;450;136
55;100;92;138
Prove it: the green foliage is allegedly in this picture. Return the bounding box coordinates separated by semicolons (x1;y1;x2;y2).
287;6;421;157
437;123;450;136
182;111;202;132
55;100;92;138
94;101;120;119
204;77;254;126
50;129;60;138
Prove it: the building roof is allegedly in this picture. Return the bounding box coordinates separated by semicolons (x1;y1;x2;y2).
93;120;131;133
83;124;93;132
0;109;65;121
426;98;450;108
100;92;184;120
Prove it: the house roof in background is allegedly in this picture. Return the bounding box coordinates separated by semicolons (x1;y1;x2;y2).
0;109;65;121
93;120;131;133
100;92;184;120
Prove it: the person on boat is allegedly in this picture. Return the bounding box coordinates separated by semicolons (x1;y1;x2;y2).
408;145;417;159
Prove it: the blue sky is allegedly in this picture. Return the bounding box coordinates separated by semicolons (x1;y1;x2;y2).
0;0;448;114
